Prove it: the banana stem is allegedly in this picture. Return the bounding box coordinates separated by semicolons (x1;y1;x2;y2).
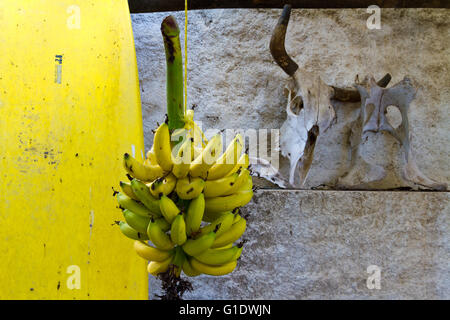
161;16;185;130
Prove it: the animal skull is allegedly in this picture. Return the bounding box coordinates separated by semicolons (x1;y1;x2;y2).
280;70;334;186
337;76;447;190
270;5;390;186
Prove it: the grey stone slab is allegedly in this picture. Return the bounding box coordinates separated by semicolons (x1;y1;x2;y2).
149;190;449;299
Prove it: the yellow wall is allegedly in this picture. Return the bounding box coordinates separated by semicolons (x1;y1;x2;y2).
0;0;148;299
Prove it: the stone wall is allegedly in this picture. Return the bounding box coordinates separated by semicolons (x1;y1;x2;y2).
130;8;449;299
150;190;449;299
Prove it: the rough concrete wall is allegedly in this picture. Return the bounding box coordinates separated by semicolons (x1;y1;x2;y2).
131;8;449;189
149;190;449;299
130;9;449;299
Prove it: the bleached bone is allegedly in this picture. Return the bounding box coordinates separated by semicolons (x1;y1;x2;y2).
338;76;447;190
280;71;334;186
270;5;390;187
249;156;289;188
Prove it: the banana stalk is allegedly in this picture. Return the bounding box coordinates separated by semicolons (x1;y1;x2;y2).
161;16;184;130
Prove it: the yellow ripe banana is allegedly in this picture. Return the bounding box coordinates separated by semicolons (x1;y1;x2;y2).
147;219;174;251
196;211;234;238
184;109;195;127
123;153;165;182
146;147;158;165
171;137;192;179
181;126;200;159
193;122;208;148
116;192;156;218
212;218;247;248
119;181;139;200
134;240;174;262
190;134;222;179
123;209;151;233
147;255;173;276
193;145;203;160
225;153;249;177
194;246;242;266
159;195;180;224
148;173;176;198
170;213;187;245
118;221;149;241
221;169;251;196
185;110;208;148
130;179;162;217
203;173;239;198
190;258;237;276
232;213;242;224
182;258;201;277
153;123;173;172
237;174;253;192
182;231;216;257
214;243;233;250
207;134;243;180
175;176;205;200
185;193;205;236
205;190;253;214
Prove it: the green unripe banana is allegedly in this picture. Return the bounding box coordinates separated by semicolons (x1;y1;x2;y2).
185;193;205;236
118;221;149;240
147;219;174;251
170;213;187;245
153;217;171;232
116;192;155;218
196;211;234;238
195;246;242;266
119;181;139;200
130;179;162;217
182;258;201;277
123;209;151;233
172;246;186;277
212;218;246;248
182;231;216;257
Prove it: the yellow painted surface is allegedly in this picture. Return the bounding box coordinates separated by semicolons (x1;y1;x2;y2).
0;0;147;299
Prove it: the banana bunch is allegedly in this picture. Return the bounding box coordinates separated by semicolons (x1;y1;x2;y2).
116;109;253;278
115;15;253;279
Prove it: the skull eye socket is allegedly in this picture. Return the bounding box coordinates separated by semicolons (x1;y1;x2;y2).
290;95;304;115
385;105;402;129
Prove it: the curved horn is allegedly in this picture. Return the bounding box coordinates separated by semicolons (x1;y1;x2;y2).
332;73;392;102
270;4;299;76
330;85;360;102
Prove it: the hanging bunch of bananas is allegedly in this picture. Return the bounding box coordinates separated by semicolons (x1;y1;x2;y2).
117;115;252;277
114;15;253;278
